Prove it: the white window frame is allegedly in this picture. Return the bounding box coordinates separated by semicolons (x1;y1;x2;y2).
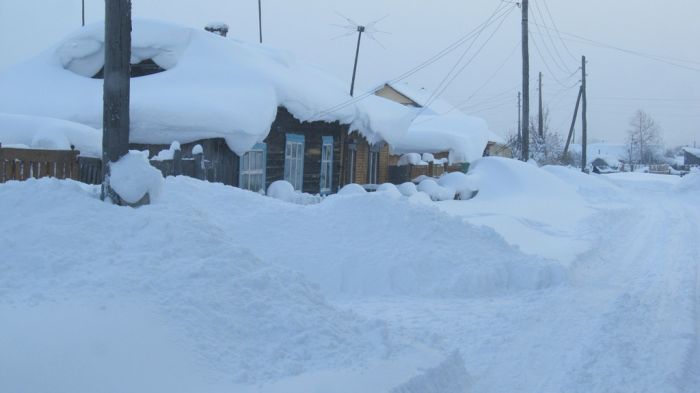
284;133;305;191
239;143;267;192
320;136;334;194
367;144;381;185
346;143;357;184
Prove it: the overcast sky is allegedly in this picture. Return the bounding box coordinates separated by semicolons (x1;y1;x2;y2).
1;0;698;146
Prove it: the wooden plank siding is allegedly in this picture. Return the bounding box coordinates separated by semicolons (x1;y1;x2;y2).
0;146;80;183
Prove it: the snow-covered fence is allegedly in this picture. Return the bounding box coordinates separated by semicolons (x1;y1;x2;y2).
149;145;205;180
0;143;80;183
78;157;102;185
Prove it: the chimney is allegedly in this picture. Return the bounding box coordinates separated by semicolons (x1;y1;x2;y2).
205;22;229;37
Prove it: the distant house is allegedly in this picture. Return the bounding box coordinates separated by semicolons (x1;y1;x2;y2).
0;19;411;194
683;147;700;167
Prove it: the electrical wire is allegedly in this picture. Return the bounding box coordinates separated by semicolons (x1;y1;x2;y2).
538;0;578;62
531;0;573;74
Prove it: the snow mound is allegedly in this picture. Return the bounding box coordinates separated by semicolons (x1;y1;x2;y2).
417;178;455;201
266;180;297;202
674;171;700;193
0;178;394;385
438;172;478;200
376;183;403;198
390;351;470;393
398;182;418;196
109;150;164;204
338;183;367;196
0;113;101;157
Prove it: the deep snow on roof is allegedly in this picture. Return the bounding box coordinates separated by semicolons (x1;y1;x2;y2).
0;113;101;157
378;82;496;164
682;147;700;158
0;19;412;155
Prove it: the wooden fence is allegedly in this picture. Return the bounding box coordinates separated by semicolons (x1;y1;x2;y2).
0;144;80;183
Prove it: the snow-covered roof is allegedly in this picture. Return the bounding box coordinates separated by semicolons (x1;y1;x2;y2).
375;82;495;164
682;147;700;158
569;143;629;165
0;113;101;157
0;19;412;155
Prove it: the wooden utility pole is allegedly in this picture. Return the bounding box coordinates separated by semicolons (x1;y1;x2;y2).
517;91;522;146
101;0;132;202
538;71;543;137
258;0;263;43
581;55;587;172
82;0;85;26
563;86;583;155
521;0;530;161
349;25;365;97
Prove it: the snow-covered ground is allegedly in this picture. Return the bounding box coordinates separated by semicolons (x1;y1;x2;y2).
1;159;698;392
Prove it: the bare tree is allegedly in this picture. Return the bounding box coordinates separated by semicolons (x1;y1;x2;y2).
627;110;662;165
507;107;565;165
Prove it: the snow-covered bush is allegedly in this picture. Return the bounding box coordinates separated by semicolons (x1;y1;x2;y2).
338;184;367;196
397;182;418;197
109;151;164;204
417;178;455;201
438;172;478;200
376;183;402;198
267;180;297;202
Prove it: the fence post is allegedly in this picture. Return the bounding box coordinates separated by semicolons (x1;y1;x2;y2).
173;146;182;176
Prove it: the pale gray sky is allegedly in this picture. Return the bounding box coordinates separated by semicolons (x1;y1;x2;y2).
1;0;698;146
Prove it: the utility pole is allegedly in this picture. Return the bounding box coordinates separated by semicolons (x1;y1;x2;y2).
517;91;522;147
521;0;530;161
349;25;365;97
581;55;588;173
82;0;85;26
538;71;543;137
563;86;583;155
258;0;263;43
101;0;132;203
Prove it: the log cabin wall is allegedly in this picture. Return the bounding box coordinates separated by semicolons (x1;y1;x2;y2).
266;107;346;194
130;138;238;186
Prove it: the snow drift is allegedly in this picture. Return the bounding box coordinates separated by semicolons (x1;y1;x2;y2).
0;113;101;157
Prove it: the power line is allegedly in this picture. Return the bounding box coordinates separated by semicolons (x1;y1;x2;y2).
314;4;517;117
529;31;573;88
532;23;700;72
421;4;516;110
538;0;578;62
421;3;515;110
531;0;573;74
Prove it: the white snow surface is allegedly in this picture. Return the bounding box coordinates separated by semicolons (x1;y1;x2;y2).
2;163;699;392
0;113;101;157
0;19;413;155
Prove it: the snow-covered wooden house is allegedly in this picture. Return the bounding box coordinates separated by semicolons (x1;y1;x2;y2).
374;82;499;182
0;19;412;194
683;147;700;167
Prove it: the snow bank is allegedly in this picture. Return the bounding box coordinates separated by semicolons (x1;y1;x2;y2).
0;19;411;155
674;171;700;193
266;180;321;204
338;183;367;196
109;151;164;204
438;158;594;263
0;178;395;386
0;113;101;157
376;183;403;198
398;182;418;196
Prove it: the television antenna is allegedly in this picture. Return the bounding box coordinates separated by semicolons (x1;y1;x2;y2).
332;13;390;96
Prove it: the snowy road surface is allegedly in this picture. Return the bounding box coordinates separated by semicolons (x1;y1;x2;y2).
342;174;700;392
1;164;699;393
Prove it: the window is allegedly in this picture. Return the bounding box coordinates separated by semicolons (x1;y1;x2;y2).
320;136;334;194
346;143;357;184
367;144;381;185
239;143;267;192
284;134;305;191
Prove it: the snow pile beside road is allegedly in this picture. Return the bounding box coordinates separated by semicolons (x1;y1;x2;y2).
674;170;700;193
0;179;395;387
438;158;594;263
